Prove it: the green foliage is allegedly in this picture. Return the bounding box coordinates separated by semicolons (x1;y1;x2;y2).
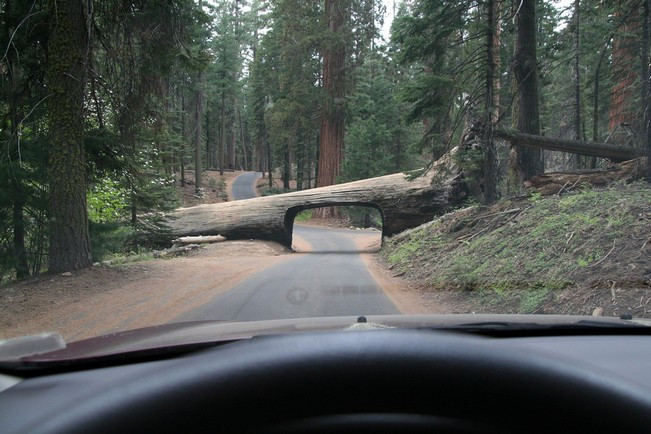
89;222;134;262
391;0;470;129
295;210;314;222
87;179;129;223
341;54;422;182
260;186;291;196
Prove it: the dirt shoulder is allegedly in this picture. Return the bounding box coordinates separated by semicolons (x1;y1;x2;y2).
0;241;290;342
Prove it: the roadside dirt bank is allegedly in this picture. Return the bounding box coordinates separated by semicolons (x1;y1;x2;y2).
0;241;291;342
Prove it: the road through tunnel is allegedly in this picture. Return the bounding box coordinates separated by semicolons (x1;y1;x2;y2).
284;204;384;252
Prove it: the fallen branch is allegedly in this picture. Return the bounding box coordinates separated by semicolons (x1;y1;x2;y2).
152;244;201;258
173;235;226;245
589;240;617;268
610;281;617;303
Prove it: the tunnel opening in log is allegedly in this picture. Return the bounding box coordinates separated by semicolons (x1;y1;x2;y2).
285;203;384;253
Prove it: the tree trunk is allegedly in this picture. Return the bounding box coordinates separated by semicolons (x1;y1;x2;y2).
13;197;29;279
591;37;612;168
510;0;543;185
228;104;236;170
238;107;248;170
47;0;92;273
609;0;640;139
267;139;273;188
194;73;205;195
283;145;291;190
492;0;502;123
316;0;346;218
572;0;582;167
482;0;498;204
219;90;226;176
180;91;186;186
642;0;651;176
206;106;212;168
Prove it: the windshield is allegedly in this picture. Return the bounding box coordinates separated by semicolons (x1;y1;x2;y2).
0;0;650;354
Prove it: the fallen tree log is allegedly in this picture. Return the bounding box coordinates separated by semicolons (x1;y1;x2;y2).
494;130;650;162
524;158;648;196
169;149;468;247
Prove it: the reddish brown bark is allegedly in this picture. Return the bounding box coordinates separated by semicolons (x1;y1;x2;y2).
317;0;345;185
315;0;346;218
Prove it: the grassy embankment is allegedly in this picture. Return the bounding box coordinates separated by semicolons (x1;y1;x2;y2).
382;183;651;317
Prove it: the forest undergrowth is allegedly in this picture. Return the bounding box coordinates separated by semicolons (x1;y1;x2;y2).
381;182;651;318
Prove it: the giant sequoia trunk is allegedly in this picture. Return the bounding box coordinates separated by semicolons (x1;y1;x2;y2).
46;0;92;273
510;0;543;183
315;0;346;218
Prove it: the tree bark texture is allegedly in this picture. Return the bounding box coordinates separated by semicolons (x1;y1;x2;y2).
316;0;346;218
169;149;468;247
47;0;93;273
572;0;583;168
573;0;581;142
510;0;543;182
492;0;502;123
228;106;236;170
219;87;226;176
643;0;651;176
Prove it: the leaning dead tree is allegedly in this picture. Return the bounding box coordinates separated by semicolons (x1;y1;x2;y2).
169;150;468;246
494;130;649;162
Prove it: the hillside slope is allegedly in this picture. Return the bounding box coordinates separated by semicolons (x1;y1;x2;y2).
381;183;651;317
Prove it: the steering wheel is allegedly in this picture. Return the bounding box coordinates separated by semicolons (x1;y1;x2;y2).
37;330;651;433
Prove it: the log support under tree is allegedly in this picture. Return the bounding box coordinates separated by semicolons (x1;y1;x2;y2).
169;150;469;247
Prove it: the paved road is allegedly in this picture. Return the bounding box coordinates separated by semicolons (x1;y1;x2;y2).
175;172;398;322
231;172;262;199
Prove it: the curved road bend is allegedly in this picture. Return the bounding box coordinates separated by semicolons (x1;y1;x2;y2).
174;172;399;322
231;171;262;199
